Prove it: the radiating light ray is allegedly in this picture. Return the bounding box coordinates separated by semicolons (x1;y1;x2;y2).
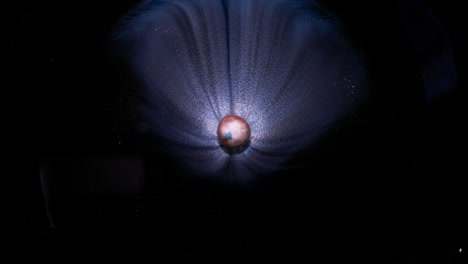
111;0;368;182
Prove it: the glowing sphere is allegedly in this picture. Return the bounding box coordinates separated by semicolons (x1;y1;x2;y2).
217;115;251;153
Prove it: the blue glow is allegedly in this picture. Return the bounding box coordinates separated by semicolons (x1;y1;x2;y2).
111;0;368;182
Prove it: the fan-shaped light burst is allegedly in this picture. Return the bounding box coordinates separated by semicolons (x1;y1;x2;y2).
111;0;368;182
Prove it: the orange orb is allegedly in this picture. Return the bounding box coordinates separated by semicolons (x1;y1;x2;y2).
217;115;251;150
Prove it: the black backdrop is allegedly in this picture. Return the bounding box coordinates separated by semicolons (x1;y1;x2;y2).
10;0;466;262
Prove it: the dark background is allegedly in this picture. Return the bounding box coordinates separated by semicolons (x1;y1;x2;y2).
9;0;466;262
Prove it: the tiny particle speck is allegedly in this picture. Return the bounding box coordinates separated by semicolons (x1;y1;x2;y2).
459;248;462;253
